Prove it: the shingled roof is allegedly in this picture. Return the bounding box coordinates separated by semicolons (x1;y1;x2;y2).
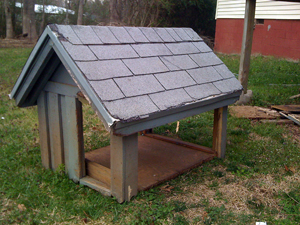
11;25;242;135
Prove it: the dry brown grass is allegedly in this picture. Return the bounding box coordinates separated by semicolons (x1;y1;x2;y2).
166;165;300;223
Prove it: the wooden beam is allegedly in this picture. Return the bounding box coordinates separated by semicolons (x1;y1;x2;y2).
86;159;111;187
61;96;85;182
212;106;228;158
37;91;51;169
47;92;64;170
238;0;256;94
110;132;138;203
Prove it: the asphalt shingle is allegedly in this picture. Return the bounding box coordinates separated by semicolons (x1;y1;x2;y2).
140;27;163;42
193;42;212;53
92;26;119;44
187;67;223;84
71;25;102;44
103;95;159;120
90;79;125;101
61;41;97;61
185;84;221;100
125;27;149;43
76;60;132;80
153;28;175;42
149;89;193;110
109;26;135;43
214;78;243;93
155;71;196;89
123;57;169;75
90;45;138;60
57;25;82;44
114;75;164;97
165;28;182;42
160;55;198;70
50;25;242;123
166;42;200;55
189;52;223;67
132;43;172;57
183;28;202;41
213;64;235;79
173;28;192;41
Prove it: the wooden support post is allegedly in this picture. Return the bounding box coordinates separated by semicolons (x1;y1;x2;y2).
212;106;228;158
61;96;85;182
37;91;51;169
238;0;256;94
110;132;138;203
47;92;64;170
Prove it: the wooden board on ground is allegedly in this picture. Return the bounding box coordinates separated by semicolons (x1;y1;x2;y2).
85;135;215;191
271;105;300;113
229;106;280;119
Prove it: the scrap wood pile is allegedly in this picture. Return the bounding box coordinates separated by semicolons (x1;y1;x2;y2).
229;105;300;126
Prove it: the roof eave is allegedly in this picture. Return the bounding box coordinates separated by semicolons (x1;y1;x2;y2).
112;90;242;136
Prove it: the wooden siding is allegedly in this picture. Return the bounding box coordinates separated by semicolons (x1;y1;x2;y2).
216;0;300;20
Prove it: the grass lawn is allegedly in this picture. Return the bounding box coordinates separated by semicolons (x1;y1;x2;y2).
1;48;300;224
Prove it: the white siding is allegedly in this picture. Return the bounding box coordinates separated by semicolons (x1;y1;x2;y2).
216;0;300;20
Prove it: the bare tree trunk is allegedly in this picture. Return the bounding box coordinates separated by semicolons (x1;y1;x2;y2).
23;0;37;40
77;0;84;25
4;0;14;39
65;0;69;24
110;0;120;23
40;0;45;34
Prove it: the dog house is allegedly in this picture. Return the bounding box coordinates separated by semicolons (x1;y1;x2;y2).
10;25;242;202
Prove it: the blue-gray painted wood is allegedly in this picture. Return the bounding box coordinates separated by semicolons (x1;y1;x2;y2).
61;96;85;182
47;92;64;170
26;55;61;107
10;32;50;99
44;81;80;97
111;132;138;203
15;40;54;106
113;93;240;136
37;91;51;169
50;63;77;86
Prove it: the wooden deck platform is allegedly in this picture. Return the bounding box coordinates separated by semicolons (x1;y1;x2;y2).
84;134;216;192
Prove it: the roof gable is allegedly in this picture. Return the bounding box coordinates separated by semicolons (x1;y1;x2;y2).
11;24;242;134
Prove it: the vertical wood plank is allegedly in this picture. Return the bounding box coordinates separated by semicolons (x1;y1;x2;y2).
238;0;256;94
37;91;51;169
111;132;138;203
61;96;85;182
48;92;64;170
212;106;228;158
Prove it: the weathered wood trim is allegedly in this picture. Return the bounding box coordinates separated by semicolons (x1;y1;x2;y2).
44;81;80;97
144;133;216;155
113;93;240;136
15;40;54;106
61;96;85;181
26;56;61;106
212;106;228;158
10;33;50;99
37;91;51;169
86;159;111;187
80;176;111;196
111;132;138;203
47;92;64;170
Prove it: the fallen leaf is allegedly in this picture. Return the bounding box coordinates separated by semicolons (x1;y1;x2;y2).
202;211;208;220
160;185;174;193
18;204;26;211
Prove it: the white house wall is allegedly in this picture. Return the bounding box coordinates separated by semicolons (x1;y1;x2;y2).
216;0;300;20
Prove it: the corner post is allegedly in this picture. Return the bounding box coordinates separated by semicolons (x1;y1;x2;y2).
110;132;138;203
212;106;228;158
